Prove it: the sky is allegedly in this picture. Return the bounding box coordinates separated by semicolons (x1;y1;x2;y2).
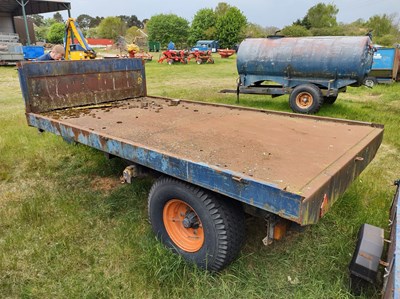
52;0;399;28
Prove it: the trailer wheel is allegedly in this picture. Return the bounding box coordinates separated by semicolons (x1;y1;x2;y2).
148;177;245;271
363;77;377;88
323;95;338;104
289;84;323;114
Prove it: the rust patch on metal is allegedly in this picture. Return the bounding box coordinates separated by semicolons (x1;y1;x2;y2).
27;70;145;113
40;96;383;199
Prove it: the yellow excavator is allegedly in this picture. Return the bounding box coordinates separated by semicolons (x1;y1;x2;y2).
64;18;96;60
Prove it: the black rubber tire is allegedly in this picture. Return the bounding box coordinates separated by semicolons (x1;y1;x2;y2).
289;84;323;114
363;77;377;88
323;95;338;105
148;177;245;271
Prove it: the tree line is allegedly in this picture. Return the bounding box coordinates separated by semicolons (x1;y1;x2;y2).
31;2;400;48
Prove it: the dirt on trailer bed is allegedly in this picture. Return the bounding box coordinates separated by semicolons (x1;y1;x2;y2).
43;97;382;195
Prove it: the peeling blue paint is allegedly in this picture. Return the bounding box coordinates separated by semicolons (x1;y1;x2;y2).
28;115;304;221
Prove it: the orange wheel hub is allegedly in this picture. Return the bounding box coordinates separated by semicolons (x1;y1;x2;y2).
295;92;313;108
163;199;204;252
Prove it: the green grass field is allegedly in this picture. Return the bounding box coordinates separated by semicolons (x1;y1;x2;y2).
1;56;399;298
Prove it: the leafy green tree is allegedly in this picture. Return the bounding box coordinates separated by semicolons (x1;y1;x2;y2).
86;27;98;38
89;16;104;28
375;34;397;46
76;14;94;30
29;14;44;27
97;17;126;40
366;14;394;37
306;3;338;28
125;26;141;43
338;19;368;36
34;18;57;42
281;25;311;37
43;18;57;27
293;16;311;29
310;26;344;36
215;7;247;48
46;22;64;43
147;14;189;48
245;23;269;38
265;26;280;36
215;2;231;16
53;12;64;23
189;8;217;45
34;25;48;42
118;15;144;29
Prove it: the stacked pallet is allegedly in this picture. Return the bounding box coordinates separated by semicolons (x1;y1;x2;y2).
0;32;24;64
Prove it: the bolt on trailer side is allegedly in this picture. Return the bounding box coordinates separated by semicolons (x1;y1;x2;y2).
18;59;383;270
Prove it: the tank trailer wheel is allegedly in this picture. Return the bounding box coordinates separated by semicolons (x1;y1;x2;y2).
289;84;323;114
363;77;377;88
148;177;245;271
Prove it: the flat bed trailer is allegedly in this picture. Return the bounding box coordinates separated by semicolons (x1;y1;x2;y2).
18;59;384;271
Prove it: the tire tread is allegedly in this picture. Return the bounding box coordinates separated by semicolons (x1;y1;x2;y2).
148;176;245;271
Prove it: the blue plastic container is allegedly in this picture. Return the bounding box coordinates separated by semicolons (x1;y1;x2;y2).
368;47;400;84
372;48;396;70
23;46;45;60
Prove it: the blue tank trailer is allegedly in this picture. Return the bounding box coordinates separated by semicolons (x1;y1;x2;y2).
17;58;383;271
221;36;374;114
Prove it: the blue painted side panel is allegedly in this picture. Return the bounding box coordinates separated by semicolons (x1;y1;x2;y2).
27;114;304;221
372;48;395;70
22;46;44;59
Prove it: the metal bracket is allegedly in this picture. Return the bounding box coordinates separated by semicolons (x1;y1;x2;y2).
236;76;241;103
262;215;276;246
122;164;141;184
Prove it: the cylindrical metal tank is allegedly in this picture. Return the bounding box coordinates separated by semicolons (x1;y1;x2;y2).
237;36;374;88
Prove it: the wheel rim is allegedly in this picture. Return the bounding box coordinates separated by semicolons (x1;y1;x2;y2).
163;199;204;252
295;92;314;108
364;79;374;87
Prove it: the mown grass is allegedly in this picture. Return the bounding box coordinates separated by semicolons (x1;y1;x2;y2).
1;56;399;298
